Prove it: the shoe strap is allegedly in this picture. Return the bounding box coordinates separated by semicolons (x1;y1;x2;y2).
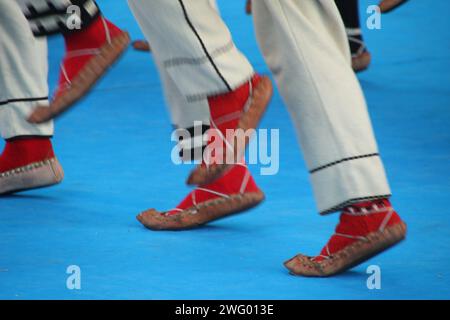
166;163;250;215
348;35;367;58
311;207;395;261
206;79;253;167
59;16;113;87
212;79;253;127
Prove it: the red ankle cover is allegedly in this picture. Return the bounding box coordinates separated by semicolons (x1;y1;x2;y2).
171;164;260;214
57;17;122;95
64;16;122;52
314;198;403;261
204;74;262;165
0;138;55;173
208;74;262;132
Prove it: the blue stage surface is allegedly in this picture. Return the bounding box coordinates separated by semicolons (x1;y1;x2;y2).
0;0;449;299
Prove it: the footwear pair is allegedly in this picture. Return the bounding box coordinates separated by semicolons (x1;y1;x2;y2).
138;74;273;230
140;172;406;277
134;73;406;277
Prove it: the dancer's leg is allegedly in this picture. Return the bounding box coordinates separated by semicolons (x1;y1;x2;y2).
128;0;272;229
0;1;63;194
335;0;371;72
252;0;405;276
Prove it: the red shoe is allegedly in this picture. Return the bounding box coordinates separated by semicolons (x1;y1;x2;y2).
132;40;151;52
379;0;409;13
0;138;64;195
137;163;264;230
352;51;371;73
187;74;272;186
348;36;371;73
245;0;252;15
284;199;407;277
28;16;130;124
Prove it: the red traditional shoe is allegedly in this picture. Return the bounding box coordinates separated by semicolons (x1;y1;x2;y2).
284;199;407;277
348;36;371;73
28;16;130;124
55;17;124;96
352;51;371;73
379;0;409;13
187;74;272;186
0;137;64;195
137;163;264;230
132;40;151;52
245;0;252;15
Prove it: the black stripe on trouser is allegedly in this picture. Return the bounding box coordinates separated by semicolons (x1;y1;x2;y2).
177;124;210;161
23;2;69;19
0;97;48;106
309;153;379;174
6;135;54;141
23;0;96;18
320;194;392;215
177;0;232;92
25;0;101;37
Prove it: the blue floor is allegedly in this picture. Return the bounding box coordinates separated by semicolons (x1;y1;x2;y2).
1;0;449;299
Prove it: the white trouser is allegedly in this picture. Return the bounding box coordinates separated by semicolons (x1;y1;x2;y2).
128;0;391;214
252;0;390;214
155;59;210;130
128;0;254;103
155;60;210;160
160;0;218;130
0;1;53;139
131;0;217;158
